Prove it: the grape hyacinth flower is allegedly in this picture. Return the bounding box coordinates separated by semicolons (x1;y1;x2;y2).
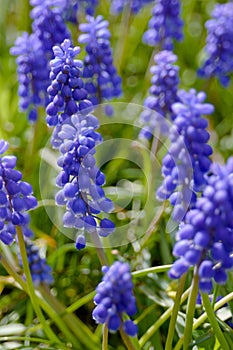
62;0;79;23
10;0;71;122
18;238;54;286
10;33;50;122
109;0;153;14
30;0;71;54
139;50;180;140
156;89;214;221
169;158;233;293
198;3;233;87
0;140;37;245
46;38;114;249
78;15;122;113
143;0;183;50
46;39;92;127
53;113;115;250
79;0;99;16
62;0;99;23
93;262;138;336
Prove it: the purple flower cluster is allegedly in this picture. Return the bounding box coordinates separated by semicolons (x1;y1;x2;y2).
61;0;79;23
53;114;115;250
139;50;179;140
30;0;71;53
11;0;71;122
169;158;233;293
62;0;99;22
78;15;122;110
19;238;54;286
198;3;233;87
93;262;138;336
156;89;213;222
0;140;37;245
109;0;153;14
143;0;183;50
46;39;92;127
10;33;50;122
45;38;115;249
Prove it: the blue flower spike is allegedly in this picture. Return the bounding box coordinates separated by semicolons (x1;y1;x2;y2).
93;261;138;336
198;2;233;87
169;158;233;293
0;140;37;245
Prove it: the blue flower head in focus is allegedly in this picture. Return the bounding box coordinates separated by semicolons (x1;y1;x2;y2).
169;158;233;293
198;2;233;87
46;39;115;250
93;261;138;336
53;114;115;250
143;0;183;50
46;39;92;127
0;140;37;245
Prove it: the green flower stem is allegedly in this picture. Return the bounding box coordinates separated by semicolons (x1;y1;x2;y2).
2;250;99;349
134;136;165;251
39;285;100;349
139;205;165;251
135;303;157;324
119;324;138;350
1;252;83;348
65;290;95;313
92;230;109;266
201;292;230;350
183;268;199;350
212;284;219;307
16;228;61;345
102;324;108;350
204;292;233;323
174;292;233;350
37;294;82;348
165;273;187;350
24;112;43;176
1;254;28;292
114;3;131;73
139;287;191;347
132;264;172;278
144;47;160;85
